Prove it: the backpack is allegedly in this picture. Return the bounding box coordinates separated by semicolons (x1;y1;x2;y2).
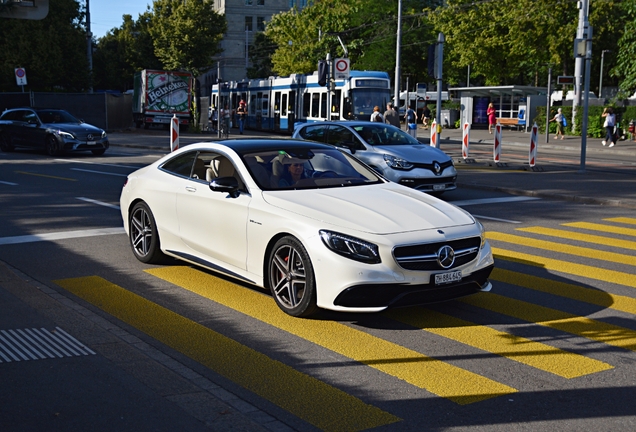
562;116;567;127
407;109;415;124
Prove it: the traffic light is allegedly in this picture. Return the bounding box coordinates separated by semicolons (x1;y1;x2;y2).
318;60;328;87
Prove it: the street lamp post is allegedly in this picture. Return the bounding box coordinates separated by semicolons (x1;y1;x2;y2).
599;49;610;100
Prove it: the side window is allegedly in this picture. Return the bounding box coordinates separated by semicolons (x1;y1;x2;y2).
303;93;311;117
161;151;197;178
320;93;327;118
311;93;320;118
300;125;326;142
326;126;355;148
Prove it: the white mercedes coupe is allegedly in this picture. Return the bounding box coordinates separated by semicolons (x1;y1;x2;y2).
120;140;494;317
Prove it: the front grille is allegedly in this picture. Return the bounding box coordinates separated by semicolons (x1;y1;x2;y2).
393;236;481;271
410;160;454;173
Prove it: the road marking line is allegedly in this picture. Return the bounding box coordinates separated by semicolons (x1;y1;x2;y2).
450;196;540;206
53;158;141;169
461;292;636;352
488;232;636;266
0;180;18;186
473;215;522;224
76;197;120;210
516;227;636;251
54;276;400;431
490;268;636;316
0;227;124;246
604;217;636;225
14;171;76;181
563;222;636;237
70;168;128;177
492;247;636;289
384;308;610;378
146;266;517;405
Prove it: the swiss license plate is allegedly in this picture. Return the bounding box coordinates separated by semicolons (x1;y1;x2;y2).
433;184;446;191
435;270;462;285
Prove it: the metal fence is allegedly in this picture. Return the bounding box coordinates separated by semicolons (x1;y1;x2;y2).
0;92;132;131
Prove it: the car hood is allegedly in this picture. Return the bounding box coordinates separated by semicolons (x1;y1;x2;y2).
44;122;103;133
371;144;450;161
262;183;474;235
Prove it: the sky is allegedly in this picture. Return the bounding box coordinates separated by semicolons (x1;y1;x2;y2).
88;0;152;39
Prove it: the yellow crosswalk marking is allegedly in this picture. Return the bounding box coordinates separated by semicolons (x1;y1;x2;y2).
563;222;636;237
516;227;636;251
493;247;636;289
54;276;401;431
487;232;636;266
604;217;636;225
146;266;517;405
462;293;636;352
491;268;636;316
384;308;611;378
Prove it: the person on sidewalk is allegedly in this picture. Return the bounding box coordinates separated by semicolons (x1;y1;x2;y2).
601;107;616;147
370;106;384;122
487;102;496;134
404;105;417;138
550;108;566;140
421;104;431;129
384;103;401;128
237;100;247;134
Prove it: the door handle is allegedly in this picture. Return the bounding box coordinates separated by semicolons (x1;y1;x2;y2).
185;186;197;192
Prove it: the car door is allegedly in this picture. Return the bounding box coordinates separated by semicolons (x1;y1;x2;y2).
1;110;28;147
176;151;251;271
22;110;45;149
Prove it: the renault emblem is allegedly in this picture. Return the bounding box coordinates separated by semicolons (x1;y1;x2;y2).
433;162;441;175
437;245;455;269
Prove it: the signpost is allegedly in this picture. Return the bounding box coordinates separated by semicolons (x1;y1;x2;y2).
15;67;27;92
334;58;350;80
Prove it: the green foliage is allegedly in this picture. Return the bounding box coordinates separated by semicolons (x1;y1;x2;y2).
612;0;636;98
0;0;89;91
149;0;226;76
247;32;276;79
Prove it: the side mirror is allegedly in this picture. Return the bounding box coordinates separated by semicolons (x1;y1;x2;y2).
341;141;356;154
209;176;240;198
27;118;39;125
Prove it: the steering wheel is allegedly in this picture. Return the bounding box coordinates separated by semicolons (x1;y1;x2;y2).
313;170;338;178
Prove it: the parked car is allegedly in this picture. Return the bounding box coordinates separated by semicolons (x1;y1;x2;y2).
292;121;456;194
120;139;494;317
0;108;109;156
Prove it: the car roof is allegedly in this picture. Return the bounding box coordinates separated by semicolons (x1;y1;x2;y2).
188;139;336;155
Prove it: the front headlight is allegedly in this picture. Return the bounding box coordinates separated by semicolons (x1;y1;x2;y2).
56;130;75;140
101;131;107;139
383;154;413;170
319;230;381;264
477;220;487;249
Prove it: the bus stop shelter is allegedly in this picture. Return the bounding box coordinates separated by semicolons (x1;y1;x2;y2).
450;85;548;132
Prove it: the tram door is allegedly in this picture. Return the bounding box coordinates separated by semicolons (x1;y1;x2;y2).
273;91;281;132
287;91;296;133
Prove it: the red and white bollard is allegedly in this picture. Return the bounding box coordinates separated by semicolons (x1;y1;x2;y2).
529;122;538;167
170;114;179;152
462;122;470;159
430;119;438;148
493;123;502;162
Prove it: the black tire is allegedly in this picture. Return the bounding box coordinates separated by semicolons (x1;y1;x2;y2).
92;148;106;156
45;136;60;156
0;133;14;152
268;236;318;317
143;122;150;130
129;201;166;264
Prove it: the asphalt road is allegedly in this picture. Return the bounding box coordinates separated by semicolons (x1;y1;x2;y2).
1;139;635;431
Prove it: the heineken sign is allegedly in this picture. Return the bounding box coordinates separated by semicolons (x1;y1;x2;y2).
146;72;190;113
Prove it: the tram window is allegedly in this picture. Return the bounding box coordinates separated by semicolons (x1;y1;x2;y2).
262;93;269;112
282;94;288;116
250;95;257;115
320;93;327;118
274;92;281;113
303;93;311;117
311;93;320;118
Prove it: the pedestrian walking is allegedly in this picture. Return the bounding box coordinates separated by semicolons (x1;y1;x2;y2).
487;102;496;134
549;108;566;140
237;100;247;134
404;105;417;138
421;104;431;129
601;107;616;147
370;106;384;122
384;103;400;128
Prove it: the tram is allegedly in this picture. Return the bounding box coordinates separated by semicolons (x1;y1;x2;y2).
211;70;391;133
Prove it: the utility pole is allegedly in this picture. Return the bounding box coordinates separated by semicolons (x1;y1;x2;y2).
546;66;552;144
572;0;589;129
599;49;610;100
435;33;444;130
394;0;402;109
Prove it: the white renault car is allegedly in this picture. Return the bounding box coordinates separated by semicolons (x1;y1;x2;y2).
120;139;493;317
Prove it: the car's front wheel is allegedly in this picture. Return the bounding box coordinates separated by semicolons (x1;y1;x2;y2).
268;236;318;317
129;201;166;264
0;133;14;152
45;136;60;156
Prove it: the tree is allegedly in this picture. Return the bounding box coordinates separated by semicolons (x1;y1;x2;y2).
612;0;636;98
0;0;89;91
148;0;226;76
247;32;276;79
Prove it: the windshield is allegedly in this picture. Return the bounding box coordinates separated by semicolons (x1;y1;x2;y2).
36;110;81;124
349;89;391;120
352;124;421;146
242;147;382;190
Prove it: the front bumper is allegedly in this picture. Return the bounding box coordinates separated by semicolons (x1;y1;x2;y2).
61;138;110;152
